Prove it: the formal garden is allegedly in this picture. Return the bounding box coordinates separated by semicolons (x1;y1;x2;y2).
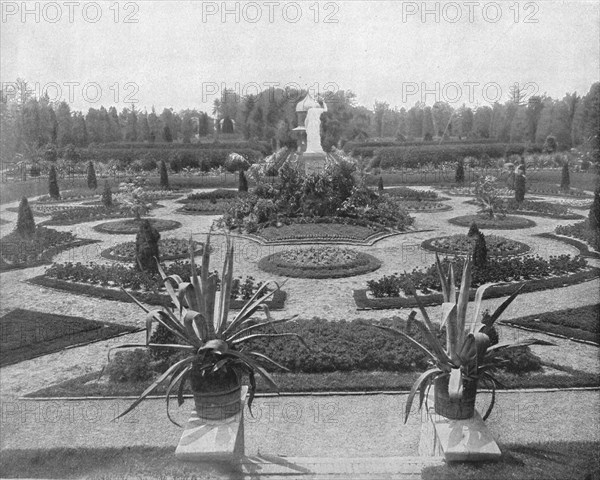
1;108;599;479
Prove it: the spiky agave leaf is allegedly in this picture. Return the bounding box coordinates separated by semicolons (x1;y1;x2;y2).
448;367;463;399
404;368;441;423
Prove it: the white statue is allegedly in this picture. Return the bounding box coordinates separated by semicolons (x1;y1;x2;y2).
304;99;327;154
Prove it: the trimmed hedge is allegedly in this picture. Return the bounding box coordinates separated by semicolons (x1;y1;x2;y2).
93;140;272;155
370;143;531;169
535;233;600;259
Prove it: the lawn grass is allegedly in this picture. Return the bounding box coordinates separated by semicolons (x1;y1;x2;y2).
421;441;600;480
0;309;139;367
502;304;599;344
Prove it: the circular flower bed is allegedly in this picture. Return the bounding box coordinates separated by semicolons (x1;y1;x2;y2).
258;246;381;279
101;238;202;262
448;215;536;230
399;201;452;213
421;234;531;257
93;218;182;235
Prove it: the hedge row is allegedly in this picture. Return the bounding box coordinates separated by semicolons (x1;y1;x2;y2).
370;143;535;169
94;140;272;155
343;138;510;154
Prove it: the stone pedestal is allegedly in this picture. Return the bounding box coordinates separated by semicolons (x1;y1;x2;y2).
175;386;248;462
302;152;328;175
419;386;501;462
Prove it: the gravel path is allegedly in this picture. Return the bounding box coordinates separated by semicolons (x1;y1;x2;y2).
1;189;598;398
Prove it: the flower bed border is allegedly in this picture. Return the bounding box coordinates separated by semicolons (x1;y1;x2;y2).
258;251;382;279
93;218;182;234
448;214;537;229
0;239;101;272
353;267;600;310
26;275;287;310
535;233;600;260
421;236;531;257
175;205;229;216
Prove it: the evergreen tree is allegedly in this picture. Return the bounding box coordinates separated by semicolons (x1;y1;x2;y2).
515;172;526;203
455;160;465;184
560;162;570;191
135;220;160;273
16;197;36;238
159;160;169;189
468;224;487;267
378;176;384;192
163;125;173;143
86;161;97;190
589;188;600;231
238;169;248;193
48;165;60;199
102;182;113;208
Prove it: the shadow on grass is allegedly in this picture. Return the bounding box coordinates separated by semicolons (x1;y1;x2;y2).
421;441;600;480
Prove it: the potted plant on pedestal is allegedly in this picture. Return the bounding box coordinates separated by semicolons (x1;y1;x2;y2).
110;232;306;426
373;254;552;422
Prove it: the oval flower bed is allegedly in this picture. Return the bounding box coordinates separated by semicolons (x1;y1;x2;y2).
449;214;536;229
399;200;452;213
258;246;382;278
36;190;100;204
101;238;203;262
421;234;530;257
93;218;182;235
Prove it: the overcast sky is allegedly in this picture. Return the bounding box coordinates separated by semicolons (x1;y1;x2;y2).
1;0;599;113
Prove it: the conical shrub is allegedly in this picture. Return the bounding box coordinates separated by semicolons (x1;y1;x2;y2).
48;165;60;200
378;176;384;192
87;161;97;190
455;160;465;184
238;170;248;193
16;197;36;238
560;162;570;191
159;160;169;189
514;172;526;203
135;219;160;273
102;182;113;208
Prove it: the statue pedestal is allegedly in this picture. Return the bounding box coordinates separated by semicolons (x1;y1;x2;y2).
302;152;327;175
175;386;248;462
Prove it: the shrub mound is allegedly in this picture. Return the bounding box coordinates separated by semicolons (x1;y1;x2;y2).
422;234;530;257
93;218;181;235
101;239;202;262
449;214;536;229
258;246;382;278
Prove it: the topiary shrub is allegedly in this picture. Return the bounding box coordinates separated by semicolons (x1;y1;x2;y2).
86;161;97;190
515;172;526;203
105;349;153;383
48;165;60;200
378;176;384;192
561;162;571;191
238;169;248;193
15;197;36;238
468;223;487;267
159;159;169;189
135;219;160;273
590;188;600;231
543;135;558;153
455;160;465;184
102;182;113;208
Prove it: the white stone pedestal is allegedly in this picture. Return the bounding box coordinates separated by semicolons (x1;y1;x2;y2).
175;386;248;462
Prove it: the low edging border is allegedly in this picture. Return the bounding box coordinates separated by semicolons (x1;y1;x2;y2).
420;237;531;258
353;267;600;310
0;239;101;272
26;275;287;310
257;252;382;279
234;228;435;247
535;233;600;259
402;203;453;213
448;215;537;230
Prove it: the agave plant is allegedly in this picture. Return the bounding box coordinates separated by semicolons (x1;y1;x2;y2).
109;232;306;426
373;254;553;422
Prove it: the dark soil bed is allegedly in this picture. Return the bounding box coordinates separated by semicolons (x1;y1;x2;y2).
0;309;139;367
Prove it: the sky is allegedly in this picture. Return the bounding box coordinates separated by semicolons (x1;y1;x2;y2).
1;0;599;113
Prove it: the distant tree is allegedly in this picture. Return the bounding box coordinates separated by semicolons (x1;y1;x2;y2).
159;160;170;189
48;165;60;199
16;197;36;238
560;162;570;191
44;144;58;162
102;182;113;208
455;160;465;184
515;171;526;203
135;219;160;274
86;161;97;190
222;117;234;134
238;170;248;192
163;125;173;143
378;176;384;192
468;223;487;267
543;135;558;153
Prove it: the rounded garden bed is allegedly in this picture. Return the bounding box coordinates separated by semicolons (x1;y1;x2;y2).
421;234;531;257
93;218;182;235
101;238;202;262
258;246;382;279
399;201;452;213
448;214;536;229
